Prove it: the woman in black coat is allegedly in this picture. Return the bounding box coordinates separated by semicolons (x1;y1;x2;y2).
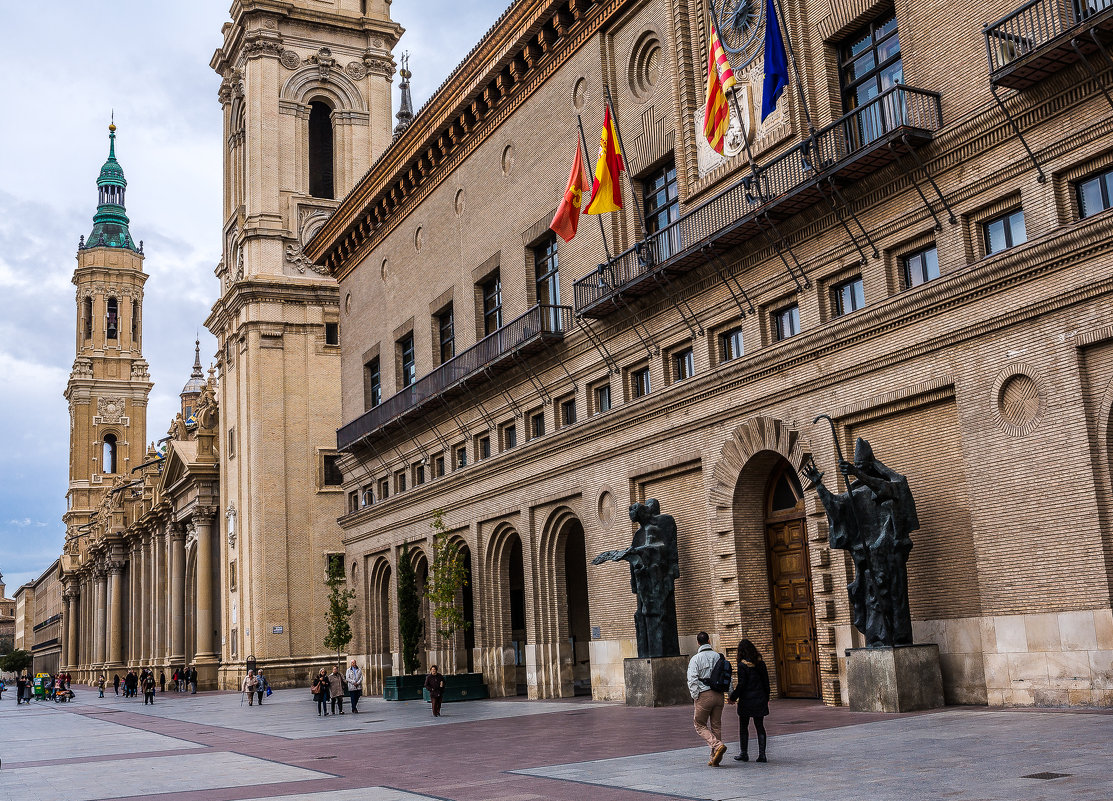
727;639;770;762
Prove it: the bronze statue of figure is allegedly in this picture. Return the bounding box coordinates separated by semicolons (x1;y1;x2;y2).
803;430;919;648
592;499;681;658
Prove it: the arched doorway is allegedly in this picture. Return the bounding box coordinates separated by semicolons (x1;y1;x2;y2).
413;549;430;673
457;542;475;674
508;534;527;696
562;520;592;696
367;557;392;688
764;462;819;698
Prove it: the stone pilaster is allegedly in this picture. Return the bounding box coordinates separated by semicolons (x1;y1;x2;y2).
107;559;125;667
93;568;107;667
169;524;186;665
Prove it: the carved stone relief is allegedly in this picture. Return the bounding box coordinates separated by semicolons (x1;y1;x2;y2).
96;397;127;424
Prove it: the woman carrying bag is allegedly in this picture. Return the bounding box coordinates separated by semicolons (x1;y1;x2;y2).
727;639;770;763
312;668;330;716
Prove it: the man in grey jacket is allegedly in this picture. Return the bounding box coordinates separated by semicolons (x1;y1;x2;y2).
687;631;726;766
345;660;364;713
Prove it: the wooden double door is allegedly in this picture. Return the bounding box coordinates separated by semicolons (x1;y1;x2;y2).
766;517;820;698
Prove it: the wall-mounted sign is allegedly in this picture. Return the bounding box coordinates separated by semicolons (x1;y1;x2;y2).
272;625;284;634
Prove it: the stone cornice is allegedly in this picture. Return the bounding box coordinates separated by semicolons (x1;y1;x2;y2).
205;276;340;333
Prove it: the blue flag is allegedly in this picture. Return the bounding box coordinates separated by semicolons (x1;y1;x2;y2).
762;0;789;121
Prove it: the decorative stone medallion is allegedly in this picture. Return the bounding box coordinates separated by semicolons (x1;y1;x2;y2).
96;397;127;424
992;364;1044;436
280;49;302;70
597;490;615;528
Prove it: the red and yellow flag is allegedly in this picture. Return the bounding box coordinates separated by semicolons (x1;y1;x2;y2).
703;25;737;154
550;141;588;242
585;104;625;215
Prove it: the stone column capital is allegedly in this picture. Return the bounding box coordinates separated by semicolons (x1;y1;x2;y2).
194;505;218;522
106;560;126;575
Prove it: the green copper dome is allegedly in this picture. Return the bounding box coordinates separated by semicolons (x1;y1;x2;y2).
85;122;139;252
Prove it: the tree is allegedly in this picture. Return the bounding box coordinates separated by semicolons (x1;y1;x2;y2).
397;543;424;675
323;556;355;670
0;648;32;674
426;510;471;667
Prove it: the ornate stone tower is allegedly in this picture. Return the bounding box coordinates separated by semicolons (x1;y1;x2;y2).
61;123;152;670
206;0;402;687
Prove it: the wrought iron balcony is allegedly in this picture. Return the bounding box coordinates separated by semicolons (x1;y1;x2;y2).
984;0;1113;89
573;85;942;317
337;303;572;452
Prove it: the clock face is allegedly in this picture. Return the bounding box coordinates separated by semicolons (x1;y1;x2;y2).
717;0;763;59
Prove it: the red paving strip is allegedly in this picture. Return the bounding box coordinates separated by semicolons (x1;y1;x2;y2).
23;696;939;801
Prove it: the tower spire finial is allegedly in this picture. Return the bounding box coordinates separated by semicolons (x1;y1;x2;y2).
393;52;414;140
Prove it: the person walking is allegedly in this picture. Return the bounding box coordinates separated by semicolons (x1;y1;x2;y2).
312;668;330;716
328;665;345;714
159;671;166;693
728;639;770;763
687;631;727;767
255;670;269;705
188;665;197;694
15;674;26;705
423;665;446;718
113;674;121;696
241;670;259;706
142;671;156;705
345;660;363;714
97;674;106;698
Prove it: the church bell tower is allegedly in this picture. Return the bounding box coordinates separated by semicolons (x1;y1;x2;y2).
63;122;152;564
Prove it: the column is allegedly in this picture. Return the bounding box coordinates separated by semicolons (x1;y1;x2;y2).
107;561;124;666
170;524;186;664
138;535;150;663
60;589;71;669
194;509;216;658
67;591;79;670
152;529;163;663
93;569;107;667
128;541;139;664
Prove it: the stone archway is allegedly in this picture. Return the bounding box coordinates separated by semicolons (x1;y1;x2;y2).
481;523;527;697
366;556;393;692
534;507;592;699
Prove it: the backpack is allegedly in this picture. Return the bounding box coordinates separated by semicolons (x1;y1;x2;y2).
708;653;732;692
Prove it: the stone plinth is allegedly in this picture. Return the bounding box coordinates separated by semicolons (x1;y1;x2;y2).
846;644;944;712
623;655;690;707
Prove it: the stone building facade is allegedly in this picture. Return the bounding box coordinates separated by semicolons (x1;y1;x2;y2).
0;572;16;652
13;560;63;675
205;0;403;687
306;0;1113;706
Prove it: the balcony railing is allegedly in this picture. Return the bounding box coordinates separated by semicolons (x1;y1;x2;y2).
574;85;942;315
337;303;572;452
984;0;1113;87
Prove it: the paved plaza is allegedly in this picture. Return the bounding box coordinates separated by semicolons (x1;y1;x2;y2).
1;686;1110;801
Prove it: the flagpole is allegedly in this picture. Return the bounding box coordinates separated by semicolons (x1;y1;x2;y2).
578;114;612;263
708;3;761;178
770;0;815;135
601;84;647;240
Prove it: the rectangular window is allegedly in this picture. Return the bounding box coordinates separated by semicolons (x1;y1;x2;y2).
983;209;1026;256
830;277;865;317
364;357;381;410
228;427;236;459
362;485;374;506
482;271;503;336
534;234;560;307
106;298;118;340
83;297;93;340
433;454;445;478
455;444;467;469
131;299;139;344
719;327;744;362
377;477;390;500
631;366;651;399
395;470;407;494
560;397;577;427
413;461;425;486
529;410;545;439
840;13;902;145
348;491;359;513
671;347;695;382
772;304;801;341
438;305;455;364
644;160;680;259
476;433;491;460
1078;169;1113;218
593;382;612;415
503;423;517;450
399;334;416;388
903;246;940;288
325;322;339;346
322;454;343;486
326;552;345;579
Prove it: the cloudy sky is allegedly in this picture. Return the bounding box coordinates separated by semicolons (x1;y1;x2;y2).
0;1;507;592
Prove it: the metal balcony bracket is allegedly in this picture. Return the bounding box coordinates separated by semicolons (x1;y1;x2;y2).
893;136;957;228
1071;36;1113;111
757;212;808;292
652;269;704;339
989;84;1047;182
435;393;470;441
481;366;521;421
394;413;432;465
890;142;943;231
540;336;577;390
826;179;880;259
424;416;453;457
703;243;756;319
617;294;661;358
816;181;869;266
1090;27;1113;75
576;314;621;375
512;350;550;405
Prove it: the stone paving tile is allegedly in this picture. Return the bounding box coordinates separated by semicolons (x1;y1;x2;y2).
241;789;443;801
0;702;203;763
514;708;1113;801
0;752;331;801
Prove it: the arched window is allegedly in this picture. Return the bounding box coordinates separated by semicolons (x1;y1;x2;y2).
106;298;118;340
102;433;118;474
131;299;139;344
308;100;335;199
83;297;93;340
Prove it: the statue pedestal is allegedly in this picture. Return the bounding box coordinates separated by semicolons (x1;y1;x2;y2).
623;655;690;707
845;644;944;712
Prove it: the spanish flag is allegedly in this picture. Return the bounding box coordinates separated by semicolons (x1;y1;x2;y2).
551;141;589;242
585;104;625;215
703;25;737;154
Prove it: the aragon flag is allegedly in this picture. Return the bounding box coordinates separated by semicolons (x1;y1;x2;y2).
584;104;625;215
550;141;588;242
703;24;737;154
